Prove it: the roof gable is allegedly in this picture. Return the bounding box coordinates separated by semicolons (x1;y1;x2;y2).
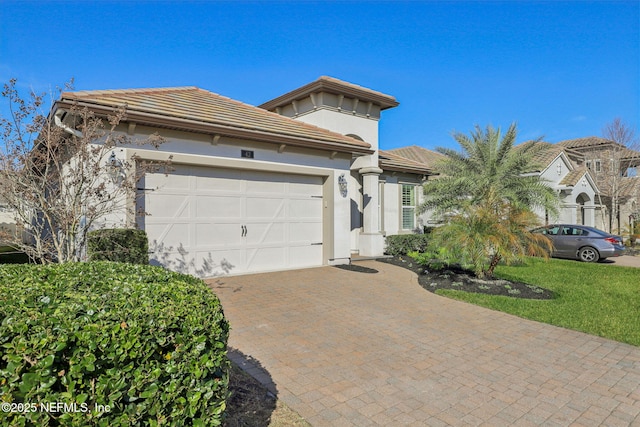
555;166;599;194
55;86;372;154
258;76;399;111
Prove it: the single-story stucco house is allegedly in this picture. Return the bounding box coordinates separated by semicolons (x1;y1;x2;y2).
50;76;608;277
52;77;435;277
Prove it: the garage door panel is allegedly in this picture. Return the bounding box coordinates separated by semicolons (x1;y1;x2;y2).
195;223;242;247
245;198;285;219
148;173;190;190
246;247;286;272
146;223;190;248
195;175;241;192
147;195;190;218
290;199;322;218
288;245;322;267
289;222;322;243
289;178;323;195
194;249;241;276
196;196;242;219
247;179;286;194
245;222;285;246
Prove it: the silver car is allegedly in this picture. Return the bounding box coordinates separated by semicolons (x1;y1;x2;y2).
533;224;625;262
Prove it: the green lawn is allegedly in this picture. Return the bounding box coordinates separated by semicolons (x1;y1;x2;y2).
436;257;640;346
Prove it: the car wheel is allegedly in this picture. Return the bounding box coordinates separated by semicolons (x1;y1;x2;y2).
578;247;600;263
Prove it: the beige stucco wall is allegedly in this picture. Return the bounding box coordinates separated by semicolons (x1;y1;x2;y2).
114;125;354;266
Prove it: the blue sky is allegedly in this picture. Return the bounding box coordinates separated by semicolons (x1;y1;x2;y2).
1;1;638;150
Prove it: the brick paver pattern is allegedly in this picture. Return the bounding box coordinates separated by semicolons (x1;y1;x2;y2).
208;261;640;426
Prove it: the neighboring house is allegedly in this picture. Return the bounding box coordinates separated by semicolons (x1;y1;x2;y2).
524;143;602;227
51;77;434;277
558;137;640;233
385;142;603;228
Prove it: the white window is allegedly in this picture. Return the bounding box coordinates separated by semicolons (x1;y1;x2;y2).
586;160;592;170
595;160;601;172
401;184;416;230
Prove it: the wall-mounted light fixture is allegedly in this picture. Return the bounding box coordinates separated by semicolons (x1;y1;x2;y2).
107;151;125;185
338;173;348;197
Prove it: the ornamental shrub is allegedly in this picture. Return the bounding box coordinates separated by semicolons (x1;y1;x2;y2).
0;262;230;426
384;234;430;257
87;229;149;264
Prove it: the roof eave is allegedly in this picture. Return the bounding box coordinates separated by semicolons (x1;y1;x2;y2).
380;163;433;175
54;99;374;155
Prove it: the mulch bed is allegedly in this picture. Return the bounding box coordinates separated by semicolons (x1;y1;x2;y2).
333;264;379;274
376;255;554;300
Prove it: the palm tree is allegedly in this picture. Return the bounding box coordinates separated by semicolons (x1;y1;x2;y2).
421;124;559;277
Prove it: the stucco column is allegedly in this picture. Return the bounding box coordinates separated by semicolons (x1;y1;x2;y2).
358;166;384;256
583;205;596;227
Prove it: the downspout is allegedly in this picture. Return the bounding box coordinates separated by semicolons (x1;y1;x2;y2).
54;109;83;138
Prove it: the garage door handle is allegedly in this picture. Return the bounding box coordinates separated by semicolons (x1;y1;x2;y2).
241;225;247;237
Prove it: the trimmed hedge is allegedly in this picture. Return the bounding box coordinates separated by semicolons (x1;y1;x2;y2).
87;229;149;264
0;262;229;426
384;234;430;256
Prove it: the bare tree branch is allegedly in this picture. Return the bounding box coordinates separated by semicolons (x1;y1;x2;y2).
0;79;166;263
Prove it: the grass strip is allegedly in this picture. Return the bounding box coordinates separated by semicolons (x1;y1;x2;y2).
436;257;640;346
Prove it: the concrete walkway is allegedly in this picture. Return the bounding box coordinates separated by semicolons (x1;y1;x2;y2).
208;261;640;426
609;254;640;268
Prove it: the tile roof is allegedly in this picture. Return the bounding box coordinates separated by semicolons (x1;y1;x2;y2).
558;137;640;161
526;142;566;171
385;145;446;169
378;150;434;175
557;136;611;149
514;142;585;173
259;76;399;111
559;167;589;187
619;177;640;199
56;86;373;154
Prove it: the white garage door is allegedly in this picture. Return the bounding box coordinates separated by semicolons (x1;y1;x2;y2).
139;165;324;277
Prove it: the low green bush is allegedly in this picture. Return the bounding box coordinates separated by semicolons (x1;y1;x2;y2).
0;262;229;426
384;234;430;256
87;229;149;264
408;249;450;270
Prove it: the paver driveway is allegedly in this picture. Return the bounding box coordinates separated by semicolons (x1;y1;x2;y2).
208;261;640;426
